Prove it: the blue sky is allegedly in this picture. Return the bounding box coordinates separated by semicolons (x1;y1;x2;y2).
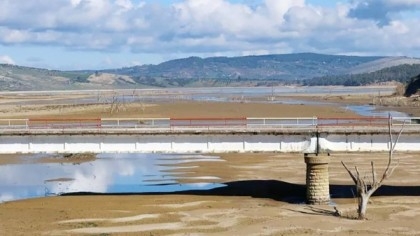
1;0;420;70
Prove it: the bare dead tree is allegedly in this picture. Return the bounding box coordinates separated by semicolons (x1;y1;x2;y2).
130;89;146;113
341;114;405;220
107;91;128;114
109;94;118;114
96;91;105;104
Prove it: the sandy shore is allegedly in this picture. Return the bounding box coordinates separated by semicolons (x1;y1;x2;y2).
0;100;360;119
0;86;416;119
1;152;420;235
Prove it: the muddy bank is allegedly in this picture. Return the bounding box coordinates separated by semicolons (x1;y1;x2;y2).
2;152;420;235
0;101;359;119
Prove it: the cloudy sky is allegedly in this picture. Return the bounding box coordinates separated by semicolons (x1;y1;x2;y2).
1;0;420;70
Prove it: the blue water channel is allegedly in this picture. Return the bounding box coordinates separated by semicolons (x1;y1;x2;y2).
345;105;408;118
0;153;225;202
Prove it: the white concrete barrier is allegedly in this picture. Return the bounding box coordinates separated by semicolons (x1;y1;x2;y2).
319;134;420;152
0;134;313;154
0;132;419;154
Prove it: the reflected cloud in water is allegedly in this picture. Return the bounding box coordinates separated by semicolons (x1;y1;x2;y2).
0;153;225;202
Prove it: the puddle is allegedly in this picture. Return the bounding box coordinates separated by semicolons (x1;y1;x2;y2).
0;153;225;202
345;105;409;118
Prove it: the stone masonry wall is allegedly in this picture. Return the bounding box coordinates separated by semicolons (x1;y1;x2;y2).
305;154;330;204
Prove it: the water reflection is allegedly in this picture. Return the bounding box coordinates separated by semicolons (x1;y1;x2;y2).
0;153;225;202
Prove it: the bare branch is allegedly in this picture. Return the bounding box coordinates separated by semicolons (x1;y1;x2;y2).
380;115;405;184
355;166;361;180
391;122;405;153
341;161;357;184
371;161;376;185
388;160;400;180
388;114;393;155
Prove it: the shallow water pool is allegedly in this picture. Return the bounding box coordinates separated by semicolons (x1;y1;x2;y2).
0;153;225;202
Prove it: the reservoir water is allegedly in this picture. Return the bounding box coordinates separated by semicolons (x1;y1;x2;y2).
0;153;225;202
345;105;408;118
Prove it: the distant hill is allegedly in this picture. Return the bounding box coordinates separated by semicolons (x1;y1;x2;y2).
0;65;146;91
345;57;420;74
1;53;420;91
0;64;88;91
106;53;384;82
303;64;420;86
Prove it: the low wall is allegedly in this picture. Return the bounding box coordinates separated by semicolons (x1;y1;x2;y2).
319;133;420;152
0;134;313;154
0;131;418;154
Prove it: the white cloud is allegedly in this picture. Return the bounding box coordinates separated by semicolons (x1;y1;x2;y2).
70;0;82;7
115;0;133;10
263;0;305;23
0;0;420;68
0;55;15;64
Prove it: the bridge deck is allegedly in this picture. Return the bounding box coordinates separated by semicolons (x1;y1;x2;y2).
0;117;419;153
0;116;418;135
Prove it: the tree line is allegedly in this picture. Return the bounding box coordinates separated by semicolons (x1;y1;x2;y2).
302;64;420;86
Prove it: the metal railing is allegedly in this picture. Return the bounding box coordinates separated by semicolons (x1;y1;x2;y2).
392;117;420;126
317;117;389;127
0;116;419;131
170;117;247;127
0;119;29;129
27;118;101;129
246;117;317;129
101;118;170;129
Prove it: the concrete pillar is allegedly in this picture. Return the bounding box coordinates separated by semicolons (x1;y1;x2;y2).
304;153;330;204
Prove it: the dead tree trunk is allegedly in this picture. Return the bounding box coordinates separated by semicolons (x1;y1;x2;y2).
342;115;404;220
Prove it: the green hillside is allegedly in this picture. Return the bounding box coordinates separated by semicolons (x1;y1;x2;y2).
1;53;420;90
303;64;420;86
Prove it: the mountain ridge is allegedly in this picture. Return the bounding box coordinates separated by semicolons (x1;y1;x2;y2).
1;53;420;91
104;53;386;80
